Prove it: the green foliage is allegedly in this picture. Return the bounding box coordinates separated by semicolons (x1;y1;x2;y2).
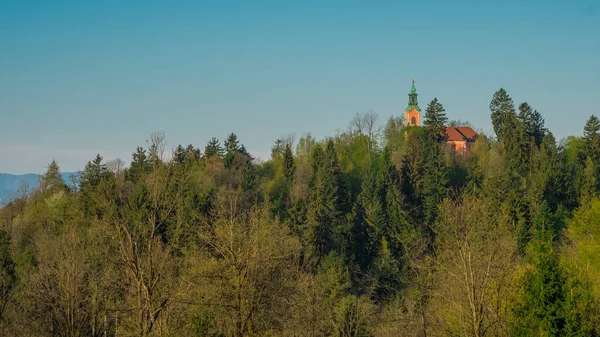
0;230;15;320
490;88;516;141
423;97;447;135
3;88;600;335
42;160;68;195
204;137;224;159
518;102;546;147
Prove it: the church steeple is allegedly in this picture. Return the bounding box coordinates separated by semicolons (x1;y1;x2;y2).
404;78;421;126
405;78;420;113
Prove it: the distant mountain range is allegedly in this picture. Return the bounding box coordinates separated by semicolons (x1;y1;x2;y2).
0;172;79;206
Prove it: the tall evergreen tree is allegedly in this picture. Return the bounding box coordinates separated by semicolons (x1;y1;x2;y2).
401;131;426;223
42;159;67;193
583;115;600;164
204;137;224;159
128;146;151;183
518;102;546;147
224;133;240;168
490;88;516;141
422;98;449;224
282;144;295;181
512;204;567;336
423;98;448;136
306;142;345;259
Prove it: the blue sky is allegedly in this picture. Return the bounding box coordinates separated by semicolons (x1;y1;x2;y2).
0;0;598;174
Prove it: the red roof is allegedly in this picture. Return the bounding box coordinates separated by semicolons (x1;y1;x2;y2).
444;126;477;142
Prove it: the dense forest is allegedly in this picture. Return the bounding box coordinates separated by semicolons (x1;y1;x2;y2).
1;88;600;336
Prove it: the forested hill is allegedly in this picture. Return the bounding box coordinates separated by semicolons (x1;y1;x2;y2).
0;172;77;207
1;89;600;336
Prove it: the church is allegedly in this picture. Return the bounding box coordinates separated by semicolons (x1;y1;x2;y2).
404;79;478;155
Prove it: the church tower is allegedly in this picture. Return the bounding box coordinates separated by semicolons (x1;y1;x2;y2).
405;78;421;126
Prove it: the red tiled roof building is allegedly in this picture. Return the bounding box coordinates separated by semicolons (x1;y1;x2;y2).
404;79;478;154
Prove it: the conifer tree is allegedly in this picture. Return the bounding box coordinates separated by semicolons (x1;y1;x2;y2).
583;115;600;164
306;142;343;259
423;98;447;136
422;99;449;224
128;146;151;183
512;204;567;336
204;137;224;159
490;88;516;141
518;102;546;147
224;133;240;168
283;144;295;182
42;159;67;194
401;131;425;223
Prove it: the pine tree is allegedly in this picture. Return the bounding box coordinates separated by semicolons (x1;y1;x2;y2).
422;99;449;224
306;142;343;259
401;131;425;223
580;157;598;201
204;137;224;159
490;88;516;141
423;98;448;136
184;144;201;163
80;154;112;218
502;111;530;178
173;145;186;165
128;146;151;183
224;133;240;168
282;144;295;181
512;204;567;336
518;102;546;148
583;115;600;164
42;159;67;194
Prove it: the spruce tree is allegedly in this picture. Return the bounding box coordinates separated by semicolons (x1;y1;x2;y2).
490;88;516;141
128;146;151;183
282;144;295;181
204;137;224;159
422;99;449;224
306;142;343;259
518;102;546;147
224;133;240;168
401;131;425;223
583;115;600;164
42;159;67;194
423;98;448;136
512;204;567;336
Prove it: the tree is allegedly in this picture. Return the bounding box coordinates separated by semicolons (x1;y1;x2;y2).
283;144;295;181
583;115;600;164
490;88;516;141
193;205;302;336
383;116;405;152
518;102;546;147
429;197;517;336
511;204;568;336
401;130;425;223
0;230;15;321
128;146;151;183
422;99;449;225
305;142;344;259
423;98;447;135
41;160;67;195
204;137;224;159
224;133;241;168
79;154;111;217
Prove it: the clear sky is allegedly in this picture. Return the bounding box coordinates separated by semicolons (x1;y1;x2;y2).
1;0;598;174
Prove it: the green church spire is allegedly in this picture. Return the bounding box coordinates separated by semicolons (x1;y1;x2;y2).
405;77;421;112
